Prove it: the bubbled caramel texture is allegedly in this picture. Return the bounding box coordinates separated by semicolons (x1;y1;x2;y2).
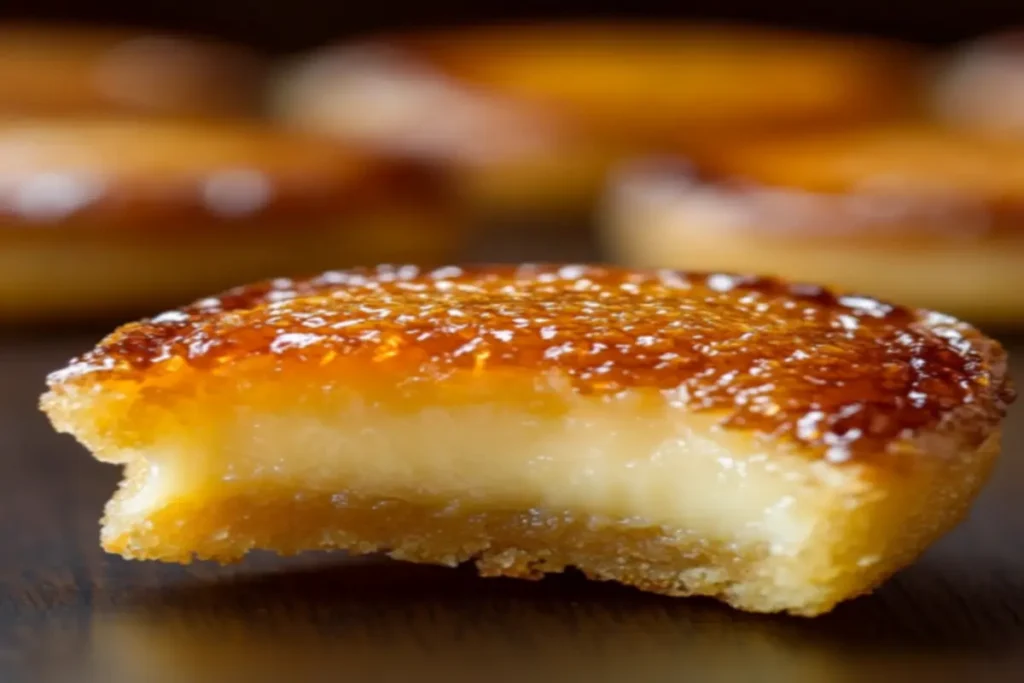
52;265;1013;460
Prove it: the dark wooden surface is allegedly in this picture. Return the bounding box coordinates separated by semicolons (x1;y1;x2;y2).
1;243;1023;682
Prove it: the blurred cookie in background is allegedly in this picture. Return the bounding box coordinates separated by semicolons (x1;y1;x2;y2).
932;30;1024;139
271;23;925;223
0;118;460;323
0;23;266;118
601;124;1024;325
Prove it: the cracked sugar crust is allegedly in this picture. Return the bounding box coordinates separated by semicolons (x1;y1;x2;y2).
45;264;1014;463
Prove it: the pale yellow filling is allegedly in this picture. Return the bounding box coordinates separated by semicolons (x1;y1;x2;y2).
111;403;833;554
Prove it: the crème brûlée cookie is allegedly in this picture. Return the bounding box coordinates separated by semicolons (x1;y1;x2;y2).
932;30;1024;138
271;23;923;219
0;119;459;322
0;23;265;118
41;264;1014;616
603;124;1024;324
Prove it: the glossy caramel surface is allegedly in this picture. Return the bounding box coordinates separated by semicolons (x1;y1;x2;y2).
0;119;447;227
679;121;1024;210
49;265;1013;460
694;125;1024;200
628;124;1024;240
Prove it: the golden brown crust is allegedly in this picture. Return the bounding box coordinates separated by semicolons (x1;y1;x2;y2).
46;264;1013;462
0;119;450;228
0;23;265;117
90;429;1001;616
621;124;1024;241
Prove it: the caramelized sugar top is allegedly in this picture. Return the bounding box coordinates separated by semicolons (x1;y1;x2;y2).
695;124;1024;203
50;265;1013;461
0;119;443;226
625;125;1024;239
285;25;917;163
395;24;918;125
